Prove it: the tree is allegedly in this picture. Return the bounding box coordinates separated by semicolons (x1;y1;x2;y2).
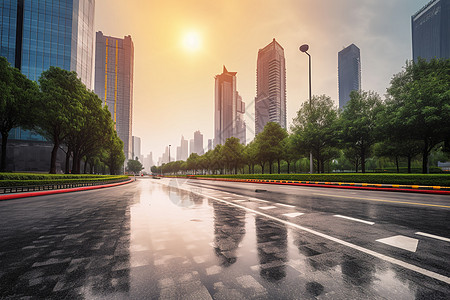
386;58;450;173
243;141;258;174
36;67;86;173
291;95;339;173
102;132;125;175
255;122;287;174
222;137;244;174
0;57;39;171
339;91;383;173
187;153;200;174
127;159;143;174
282;134;300;174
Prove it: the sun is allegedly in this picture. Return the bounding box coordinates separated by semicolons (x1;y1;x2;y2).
182;31;201;52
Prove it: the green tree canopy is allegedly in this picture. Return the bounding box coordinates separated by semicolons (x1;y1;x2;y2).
255;122;288;174
386;58;450;173
222;137;244;174
291;95;339;173
127;159;144;174
0;57;39;171
339;90;383;173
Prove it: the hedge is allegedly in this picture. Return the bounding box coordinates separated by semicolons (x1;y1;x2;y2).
0;174;129;187
193;173;450;187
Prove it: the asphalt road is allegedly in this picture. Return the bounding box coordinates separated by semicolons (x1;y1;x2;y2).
0;177;449;299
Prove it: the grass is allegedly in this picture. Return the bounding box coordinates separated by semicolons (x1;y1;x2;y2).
191;173;450;187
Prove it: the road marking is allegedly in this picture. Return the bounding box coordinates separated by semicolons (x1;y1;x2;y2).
234;200;247;203
249;198;269;203
175;186;450;285
415;232;450;243
334;215;375;225
314;193;450;209
283;212;304;218
259;206;276;210
376;235;419;252
278;203;295;208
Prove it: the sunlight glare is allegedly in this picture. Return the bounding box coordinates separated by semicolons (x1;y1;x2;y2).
182;31;201;52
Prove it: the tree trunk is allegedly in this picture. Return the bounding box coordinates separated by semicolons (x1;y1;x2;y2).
83;158;88;174
321;159;325;173
395;156;399;173
277;159;281;174
65;148;71;174
287;161;290;174
90;161;94;174
422;139;429;174
260;163;265;174
1;131;9;172
407;156;412;173
50;140;60;174
361;147;366;173
269;161;273;174
72;151;80;174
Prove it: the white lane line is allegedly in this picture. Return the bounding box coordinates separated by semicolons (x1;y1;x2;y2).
278;203;295;208
259;206;277;210
174;186;450;285
234;200;247;203
249;198;269;203
283;212;304;218
334;215;375;225
376;235;419;253
415;232;450;243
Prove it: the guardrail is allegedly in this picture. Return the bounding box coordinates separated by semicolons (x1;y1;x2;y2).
0;178;131;194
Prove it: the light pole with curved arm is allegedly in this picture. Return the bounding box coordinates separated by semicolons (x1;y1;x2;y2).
299;44;313;174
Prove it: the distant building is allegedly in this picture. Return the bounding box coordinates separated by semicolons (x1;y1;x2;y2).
189;139;194;156
95;32;134;160
214;66;246;146
255;39;286;135
180;136;189;160
132;136;141;161
208;139;213;151
412;0;450;61
176;146;182;161
338;44;361;109
1;0;95;171
143;152;154;171
194;130;204;155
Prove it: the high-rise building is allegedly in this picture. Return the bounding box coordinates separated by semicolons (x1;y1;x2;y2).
176;146;181;161
338;44;361;109
412;0;450;61
208;139;213;151
143;152;153;171
132;136;141;161
1;0;95;171
180;136;188;161
214;66;246;146
189;139;194;156
255;38;286;135
94;32;134;159
194;130;204;155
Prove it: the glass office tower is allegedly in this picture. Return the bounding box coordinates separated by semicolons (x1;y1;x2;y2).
412;0;450;61
338;44;361;109
0;0;95;140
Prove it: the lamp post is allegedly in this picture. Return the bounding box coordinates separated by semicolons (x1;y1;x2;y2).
299;44;314;174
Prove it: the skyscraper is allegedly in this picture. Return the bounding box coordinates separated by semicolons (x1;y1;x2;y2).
132;136;141;161
1;0;95;141
255;38;286;135
0;0;95;171
338;44;361;109
412;0;450;61
194;130;204;155
180;136;188;161
95;32;134;160
214;66;246;146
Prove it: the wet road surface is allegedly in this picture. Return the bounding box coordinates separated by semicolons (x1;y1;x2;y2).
0;177;449;299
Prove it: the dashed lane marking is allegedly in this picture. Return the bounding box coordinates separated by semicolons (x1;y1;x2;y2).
173;185;450;285
376;235;419;253
334;214;375;225
415;232;450;243
277;203;295;208
314;193;450;209
259;206;277;210
282;212;304;218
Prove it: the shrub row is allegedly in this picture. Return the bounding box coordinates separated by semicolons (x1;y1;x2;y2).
0;173;123;181
194;173;450;187
0;175;129;187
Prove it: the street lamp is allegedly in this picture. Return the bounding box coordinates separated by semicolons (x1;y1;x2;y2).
299;44;314;174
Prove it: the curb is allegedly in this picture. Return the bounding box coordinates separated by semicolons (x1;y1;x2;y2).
189;177;450;195
0;178;135;201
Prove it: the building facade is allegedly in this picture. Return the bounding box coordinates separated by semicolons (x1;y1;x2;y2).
255;38;286;135
338;44;361;109
131;136;141;161
214;66;246;146
0;0;95;171
194;130;204;155
94;31;134;160
412;0;450;61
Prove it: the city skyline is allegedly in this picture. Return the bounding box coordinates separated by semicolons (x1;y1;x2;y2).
338;44;361;109
95;0;431;161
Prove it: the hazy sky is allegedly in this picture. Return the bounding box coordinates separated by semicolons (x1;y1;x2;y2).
95;0;429;161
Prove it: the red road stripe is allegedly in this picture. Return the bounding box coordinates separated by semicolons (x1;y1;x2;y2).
0;179;134;201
